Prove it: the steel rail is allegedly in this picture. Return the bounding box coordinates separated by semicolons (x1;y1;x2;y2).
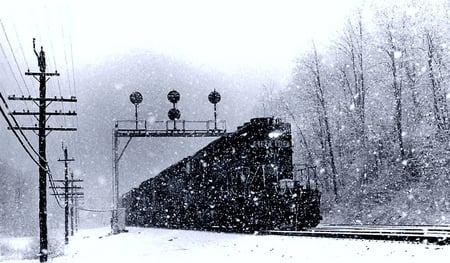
260;225;450;245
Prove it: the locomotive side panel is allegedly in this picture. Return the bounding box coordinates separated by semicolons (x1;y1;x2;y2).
123;117;321;231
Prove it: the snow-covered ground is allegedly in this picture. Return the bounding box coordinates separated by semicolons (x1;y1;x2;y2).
1;227;448;262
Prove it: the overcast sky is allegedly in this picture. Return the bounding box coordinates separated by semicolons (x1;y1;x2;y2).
0;0;362;82
0;0;365;187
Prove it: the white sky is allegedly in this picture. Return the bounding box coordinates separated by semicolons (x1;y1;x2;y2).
1;0;362;79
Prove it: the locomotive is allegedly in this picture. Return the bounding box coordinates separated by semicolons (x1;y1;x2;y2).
122;117;321;232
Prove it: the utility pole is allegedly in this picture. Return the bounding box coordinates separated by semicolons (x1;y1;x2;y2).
8;38;77;262
50;177;83;240
58;144;74;244
70;171;74;236
74;195;79;231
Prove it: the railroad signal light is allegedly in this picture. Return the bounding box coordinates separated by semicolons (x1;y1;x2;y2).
129;91;143;129
167;90;180;104
167;90;181;129
168;108;181;120
208;90;221;104
208;89;221;130
130;91;143;105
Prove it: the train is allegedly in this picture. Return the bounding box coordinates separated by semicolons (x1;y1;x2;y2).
122;117;321;232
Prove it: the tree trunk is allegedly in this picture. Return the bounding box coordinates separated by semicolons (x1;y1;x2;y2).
386;24;406;161
312;45;338;202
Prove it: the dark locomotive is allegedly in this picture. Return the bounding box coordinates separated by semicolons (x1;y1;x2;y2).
122;117;321;232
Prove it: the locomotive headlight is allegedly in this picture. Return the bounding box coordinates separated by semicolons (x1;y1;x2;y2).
268;130;283;139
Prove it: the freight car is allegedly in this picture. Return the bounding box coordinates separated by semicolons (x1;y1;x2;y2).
122;117;321;232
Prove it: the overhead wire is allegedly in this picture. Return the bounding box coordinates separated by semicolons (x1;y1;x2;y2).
67;21;80;172
1;5;80;211
61;3;80;184
1;12;65;209
52;15;76;212
78;207;112;213
58;24;69;133
43;3;80;209
0;18;35;127
12;22;29;71
0;38;25;96
46;25;66;132
0;22;46;165
0;96;42;160
0;91;64;207
0;98;43;169
61;26;72;96
47;164;64;209
0;18;31;95
43;11;68;209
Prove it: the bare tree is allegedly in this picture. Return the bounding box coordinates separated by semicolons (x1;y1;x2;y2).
295;43;338;201
377;13;408;161
424;29;450;131
335;13;368;145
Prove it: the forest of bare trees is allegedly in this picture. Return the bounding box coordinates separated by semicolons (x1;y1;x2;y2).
265;1;450;224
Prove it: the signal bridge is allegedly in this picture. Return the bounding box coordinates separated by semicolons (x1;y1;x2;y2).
114;119;228;138
111;90;229;234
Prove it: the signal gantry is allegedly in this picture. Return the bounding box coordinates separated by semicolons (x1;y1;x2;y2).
111;89;227;234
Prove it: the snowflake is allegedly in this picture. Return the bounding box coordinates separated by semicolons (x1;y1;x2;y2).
349;103;355;111
394;51;402;59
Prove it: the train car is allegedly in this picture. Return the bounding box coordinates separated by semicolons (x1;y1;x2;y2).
122;117;321;232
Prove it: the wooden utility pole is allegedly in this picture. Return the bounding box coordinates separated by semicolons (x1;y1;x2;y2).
51;178;84;235
8;38;77;262
70;171;74;236
74;196;79;231
58;144;74;244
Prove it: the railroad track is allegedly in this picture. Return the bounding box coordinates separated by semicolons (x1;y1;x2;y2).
261;224;450;245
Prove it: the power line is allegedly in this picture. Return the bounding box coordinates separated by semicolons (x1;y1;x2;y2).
47;32;67;133
0;91;46;164
0;95;62;210
69;36;76;97
0;39;25;95
47;165;64;209
78;207;111;213
61;25;72;96
0;90;8;107
0;103;42;168
0;19;33;125
54;75;67;126
0;93;63;214
0;92;41;163
12;22;30;71
62;14;79;170
0;18;31;95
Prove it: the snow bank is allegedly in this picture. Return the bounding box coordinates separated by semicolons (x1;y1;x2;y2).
0;235;64;262
1;227;448;262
